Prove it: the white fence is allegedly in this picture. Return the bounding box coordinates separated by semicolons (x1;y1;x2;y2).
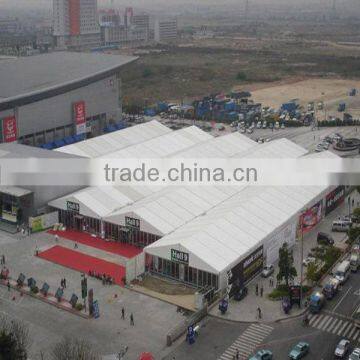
125;252;145;283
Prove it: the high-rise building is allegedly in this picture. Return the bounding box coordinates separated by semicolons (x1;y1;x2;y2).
53;0;100;49
154;18;177;43
131;14;150;41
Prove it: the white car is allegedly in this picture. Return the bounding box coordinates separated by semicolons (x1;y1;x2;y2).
281;123;285;129
349;348;360;360
321;142;329;150
240;128;246;133
315;144;324;152
257;122;262;129
303;256;317;267
262;122;267;129
261;264;274;278
334;339;350;358
247;128;253;134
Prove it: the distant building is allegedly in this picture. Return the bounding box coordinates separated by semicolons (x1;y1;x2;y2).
131;14;150;41
99;8;150;46
154;18;177;43
53;0;100;49
0;17;21;34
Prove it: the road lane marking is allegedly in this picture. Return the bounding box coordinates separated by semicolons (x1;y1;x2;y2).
332;320;344;334
333;286;353;312
317;315;330;330
338;321;348;335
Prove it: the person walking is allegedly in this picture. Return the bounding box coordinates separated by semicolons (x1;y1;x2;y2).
60;279;64;288
7;280;10;291
1;254;5;265
235;349;240;360
130;313;134;326
257;307;262;319
121;307;125;319
260;286;264;297
255;283;258;296
63;278;67;288
0;255;3;265
54;234;59;242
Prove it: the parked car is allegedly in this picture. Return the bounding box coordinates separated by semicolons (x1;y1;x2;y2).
321;142;329;150
289;342;310;359
240;128;246;134
332;220;352;232
262;122;267;129
315;144;324;152
269;123;274;129
261;265;274;278
317;232;334;246
249;349;273;360
281;123;285;129
234;286;248;301
334;339;350;358
247;128;253;134
275;121;280;129
349;348;360;360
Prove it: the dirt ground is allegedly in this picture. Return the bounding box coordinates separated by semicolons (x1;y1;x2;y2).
137;274;196;296
248;78;360;110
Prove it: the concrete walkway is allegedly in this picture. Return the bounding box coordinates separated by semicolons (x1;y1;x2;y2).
210;190;359;323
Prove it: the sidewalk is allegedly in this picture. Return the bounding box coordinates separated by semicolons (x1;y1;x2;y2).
209;190;359;323
209;277;304;323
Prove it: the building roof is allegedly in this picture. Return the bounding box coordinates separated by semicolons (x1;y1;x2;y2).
56;120;171;158
0;142;82;159
145;149;337;274
0;52;137;110
48;125;214;217
106;138;307;236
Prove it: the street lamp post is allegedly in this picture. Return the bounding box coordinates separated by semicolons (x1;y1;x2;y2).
299;208;307;308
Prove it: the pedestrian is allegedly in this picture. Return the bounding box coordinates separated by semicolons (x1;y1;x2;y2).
74;242;78;249
54;234;59;242
313;135;315;141
236;349;240;360
260;286;264;297
60;279;64;288
257;307;262;319
352;198;355;207
121;307;125;319
7;280;10;291
1;254;5;265
0;255;2;265
130;313;134;326
27;227;31;236
255;283;258;296
63;278;66;288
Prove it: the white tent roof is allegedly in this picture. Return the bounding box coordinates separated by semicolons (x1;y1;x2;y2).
55;120;171;158
105;138;308;235
145;184;329;274
49;125;213;217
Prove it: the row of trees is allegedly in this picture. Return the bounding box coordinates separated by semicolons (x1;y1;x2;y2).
0;315;99;360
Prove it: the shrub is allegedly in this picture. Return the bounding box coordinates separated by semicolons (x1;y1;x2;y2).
268;285;289;300
31;286;39;294
142;68;153;78
236;71;247;81
75;303;83;311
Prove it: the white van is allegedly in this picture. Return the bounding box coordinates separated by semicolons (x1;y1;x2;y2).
334;260;351;284
332;220;351;232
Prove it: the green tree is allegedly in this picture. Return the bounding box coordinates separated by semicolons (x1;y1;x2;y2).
236;71;247;81
306;262;319;285
277;242;297;287
353;207;360;218
52;337;99;360
0;330;18;360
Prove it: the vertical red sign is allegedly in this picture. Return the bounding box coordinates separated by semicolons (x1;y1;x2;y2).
2;116;17;143
74;101;86;125
69;0;80;36
73;101;86;135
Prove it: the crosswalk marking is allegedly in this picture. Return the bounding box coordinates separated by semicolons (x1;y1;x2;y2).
218;323;274;360
308;312;360;343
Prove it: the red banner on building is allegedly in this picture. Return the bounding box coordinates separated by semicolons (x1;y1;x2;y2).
69;0;80;36
73;101;86;125
2;116;17;143
73;101;86;135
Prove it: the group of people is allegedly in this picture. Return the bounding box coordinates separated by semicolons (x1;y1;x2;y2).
121;307;135;326
17;225;31;236
255;283;264;297
88;270;114;285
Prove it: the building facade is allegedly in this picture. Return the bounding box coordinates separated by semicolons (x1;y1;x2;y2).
154;18;177;43
0;52;136;147
53;0;100;49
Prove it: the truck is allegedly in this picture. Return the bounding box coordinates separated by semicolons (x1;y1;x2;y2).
322;278;340;299
350;253;360;272
309;292;325;314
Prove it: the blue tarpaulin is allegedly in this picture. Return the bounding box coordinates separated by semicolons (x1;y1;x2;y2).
54;139;66;148
63;136;76;145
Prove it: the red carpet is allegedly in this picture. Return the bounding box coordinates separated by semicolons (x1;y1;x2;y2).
48;229;142;259
38;245;125;286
